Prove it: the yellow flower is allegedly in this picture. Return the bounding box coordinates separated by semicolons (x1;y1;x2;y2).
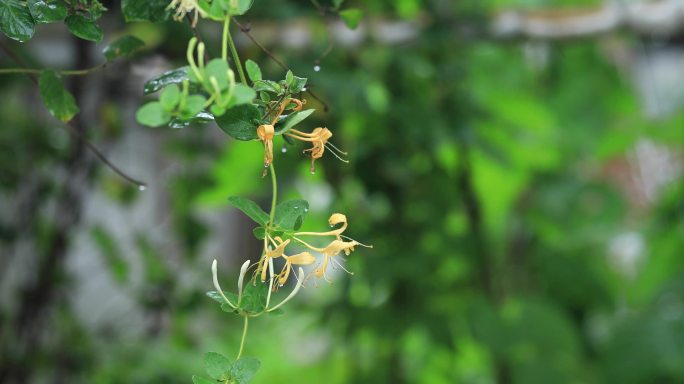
277;252;315;285
167;0;206;26
293;213;371;280
285;127;348;173
260;236;290;282
257;124;275;176
313;239;361;280
257;98;303;174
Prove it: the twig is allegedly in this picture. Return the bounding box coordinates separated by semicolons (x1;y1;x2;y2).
232;18;330;112
232;18;288;71
304;86;329;112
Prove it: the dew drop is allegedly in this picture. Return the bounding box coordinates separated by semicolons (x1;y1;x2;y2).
138;185;147;191
302;87;307;92
304;208;309;212
313;65;321;72
281;146;287;153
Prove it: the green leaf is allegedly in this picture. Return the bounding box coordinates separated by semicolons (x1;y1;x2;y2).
204;352;232;381
288;75;307;94
65;14;102;42
191;375;215;384
210;104;226;117
274;199;309;231
121;0;170;22
253;80;280;93
180;94;207;118
136;102;171;127
159;84;181;111
240;281;268;313
245;60;262;82
228;0;253;16
103;35;144;61
206;290;238;305
215;103;261;141
229;84;256;107
0;0;35;42
332;0;344;9
28;0;67;24
169;111;213;129
231;357;260;383
285;70;293;85
144;67;189;95
227;196;269;225
38;70;79;123
252;227;265;240
339;8;363;29
204;59;231;91
275;109;315;134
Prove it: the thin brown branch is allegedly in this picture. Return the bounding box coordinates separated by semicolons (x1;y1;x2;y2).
232;18;289;71
230;18;330;112
0;40;147;188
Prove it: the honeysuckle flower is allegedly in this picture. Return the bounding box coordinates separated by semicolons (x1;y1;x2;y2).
277;251;315;285
296;213;348;241
237;259;250;305
212;259;237;308
313;239;362;279
167;0;206;26
285;127;348;173
257;98;304;173
257;124;275;175
260;236;290;282
291;213;371;280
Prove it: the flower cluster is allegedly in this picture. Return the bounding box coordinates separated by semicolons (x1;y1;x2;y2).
258;213;371;285
167;0;206;26
258;98;348;174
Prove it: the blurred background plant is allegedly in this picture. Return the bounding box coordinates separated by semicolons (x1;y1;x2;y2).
1;0;684;383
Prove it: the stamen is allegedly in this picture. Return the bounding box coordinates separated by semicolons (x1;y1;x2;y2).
340;234;373;248
325;141;348;155
332;257;355;276
324;144;350;163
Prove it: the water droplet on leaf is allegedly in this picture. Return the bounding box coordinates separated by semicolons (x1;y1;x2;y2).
138;185;147;191
313;65;321;72
281;146;287;153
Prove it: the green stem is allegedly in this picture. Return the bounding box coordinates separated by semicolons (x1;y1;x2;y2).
222;17;230;62
268;164;277;226
0;62;106;76
225;18;248;85
236;315;249;359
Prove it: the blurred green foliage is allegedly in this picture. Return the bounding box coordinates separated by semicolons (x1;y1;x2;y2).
1;0;684;383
